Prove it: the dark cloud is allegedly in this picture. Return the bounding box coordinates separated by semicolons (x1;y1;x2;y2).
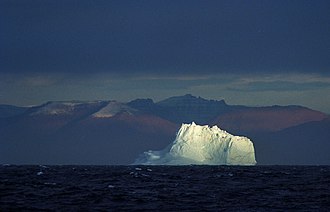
1;0;330;75
229;81;330;92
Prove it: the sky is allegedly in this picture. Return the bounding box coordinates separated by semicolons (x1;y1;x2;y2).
1;0;330;113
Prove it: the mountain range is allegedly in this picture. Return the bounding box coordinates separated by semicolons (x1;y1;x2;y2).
1;94;329;165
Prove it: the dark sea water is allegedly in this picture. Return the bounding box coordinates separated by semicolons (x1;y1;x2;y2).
1;165;329;211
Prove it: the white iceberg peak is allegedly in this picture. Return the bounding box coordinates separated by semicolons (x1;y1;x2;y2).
134;122;256;165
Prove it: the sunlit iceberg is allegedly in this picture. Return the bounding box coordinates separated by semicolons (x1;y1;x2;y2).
134;122;256;165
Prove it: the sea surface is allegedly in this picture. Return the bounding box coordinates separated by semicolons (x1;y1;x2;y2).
1;165;329;211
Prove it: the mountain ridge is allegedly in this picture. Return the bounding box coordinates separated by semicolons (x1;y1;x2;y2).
0;94;329;165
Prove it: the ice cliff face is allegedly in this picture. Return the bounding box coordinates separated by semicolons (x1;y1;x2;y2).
134;122;256;165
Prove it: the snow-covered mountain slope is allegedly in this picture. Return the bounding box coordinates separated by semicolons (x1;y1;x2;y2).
29;101;105;116
92;101;137;118
134;122;256;165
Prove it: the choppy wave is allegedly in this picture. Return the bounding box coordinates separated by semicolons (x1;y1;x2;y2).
1;165;329;210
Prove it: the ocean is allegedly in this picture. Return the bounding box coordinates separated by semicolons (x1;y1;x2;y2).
1;165;329;211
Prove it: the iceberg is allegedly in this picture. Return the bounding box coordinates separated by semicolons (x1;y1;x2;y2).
134;122;256;165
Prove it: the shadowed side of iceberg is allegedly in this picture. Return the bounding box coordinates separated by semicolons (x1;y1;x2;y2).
134;122;257;165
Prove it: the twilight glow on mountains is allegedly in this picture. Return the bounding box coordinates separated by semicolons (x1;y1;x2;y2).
1;0;330;114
